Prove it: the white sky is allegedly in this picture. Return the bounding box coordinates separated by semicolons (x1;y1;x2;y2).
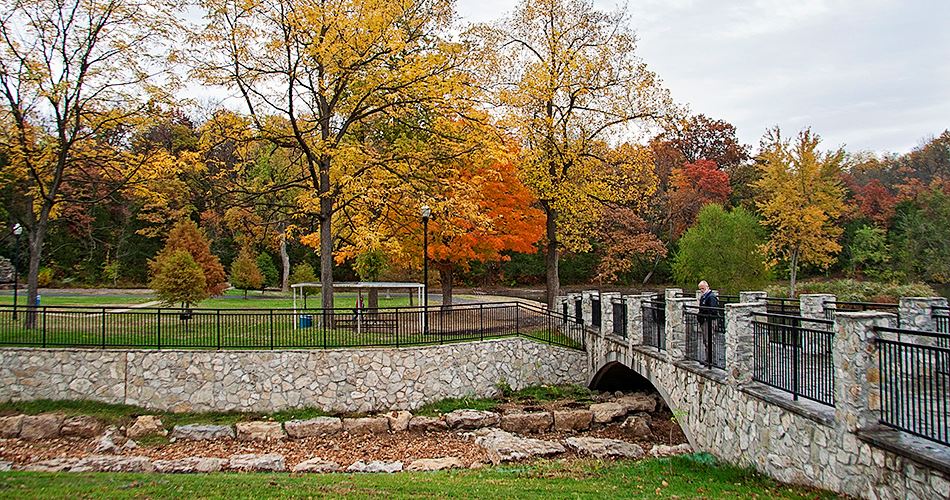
456;0;950;154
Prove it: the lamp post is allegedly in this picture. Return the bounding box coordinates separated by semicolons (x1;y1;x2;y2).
11;224;22;320
421;205;430;332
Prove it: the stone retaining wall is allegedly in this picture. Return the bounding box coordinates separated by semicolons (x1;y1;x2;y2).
0;337;588;413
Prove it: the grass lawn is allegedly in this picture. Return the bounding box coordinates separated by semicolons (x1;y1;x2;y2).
0;455;838;499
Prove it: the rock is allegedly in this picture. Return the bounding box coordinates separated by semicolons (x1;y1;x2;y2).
292;458;342;473
61;416;104;438
408;416;448;433
564;437;644;459
500;412;553;434
590;402;626;424
19;413;64;440
71;455;155;473
121;439;139;451
95;428;118;453
474;428;565;464
444;410;500;430
170;424;235;441
346;460;403;473
229;454;286;472
552;410;593;431
616;394;657;413
0;415;23;438
285;417;343;438
343;417;389;436
20;458;81;472
126;416;166;439
650;444;693;457
236;421;285;441
0;461;11;471
384;411;412;432
154;457;228;473
407;457;463;471
620;416;654;440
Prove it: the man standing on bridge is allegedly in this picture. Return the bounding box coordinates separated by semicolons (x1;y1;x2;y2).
698;280;720;365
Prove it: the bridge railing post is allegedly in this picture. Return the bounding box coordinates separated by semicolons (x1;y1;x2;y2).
739;291;767;304
898;296;947;332
800;293;836;324
581;290;597;331
667;295;693;363
725;302;765;386
625;294;647;349
600;292;620;338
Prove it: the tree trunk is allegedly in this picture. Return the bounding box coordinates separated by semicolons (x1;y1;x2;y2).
439;266;453;307
319;157;334;311
24;205;52;329
543;203;559;309
368;289;379;308
789;248;799;298
279;230;290;293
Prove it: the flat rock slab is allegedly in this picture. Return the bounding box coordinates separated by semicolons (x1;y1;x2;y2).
0;415;23;438
292;458;341;473
564;437;644;459
236;421;285;441
650;444;693;457
154;457;228;473
20;414;64;440
553;410;593;431
406;457;463;471
590;402;626;424
229;454;286;472
20;458;81;472
501;412;553;434
343;417;389;436
71;455;156;473
127;415;166;439
408;416;448;433
445;410;501;430
346;460;403;473
616;394;657;413
474;428;566;464
384;411;412;432
285;417;342;438
61;416;104;438
171;424;235;441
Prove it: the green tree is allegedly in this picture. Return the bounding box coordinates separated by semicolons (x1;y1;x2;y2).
256;253;279;290
149;249;208;308
231;250;264;299
672;205;770;294
754;128;846;297
290;262;318;304
849;225;891;280
154;220;227;296
893;189;950;282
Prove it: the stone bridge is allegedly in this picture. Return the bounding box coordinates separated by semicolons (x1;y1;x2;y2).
561;288;949;500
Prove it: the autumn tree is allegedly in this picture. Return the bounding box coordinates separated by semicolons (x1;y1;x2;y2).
152;220;227;296
0;0;180;322
196;0;465;310
149;249;208;308
230;249;264;299
593;206;666;284
755;128;846;297
668;160;731;237
479;0;671;306
659;114;749;168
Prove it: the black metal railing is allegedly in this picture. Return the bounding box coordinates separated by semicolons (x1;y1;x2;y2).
766;297;800;316
934;306;948;334
825;301;900;326
876;326;949;446
591;297;601;328
612;299;627;338
753;312;835;406
0;302;585;351
718;295;740;305
574;299;583;325
685;305;725;369
642;299;666;351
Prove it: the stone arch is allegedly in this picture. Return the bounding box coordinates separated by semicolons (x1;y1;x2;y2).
588;360;697;450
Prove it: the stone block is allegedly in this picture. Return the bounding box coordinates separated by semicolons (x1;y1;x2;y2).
0;415;23;438
285;417;343;438
346;460;403;473
616;394;657;413
71;455;155;473
153;457;227;473
20;458;80;472
407;457;463;471
384;411;412;432
126;415;165;439
444;410;500;430
229;453;286;472
473;428;565;464
620;416;653;440
292;458;341;473
170;424;234;441
590;402;626;424
236;421;285;441
20;413;64;440
343;417;389;436
500;412;553;434
407;416;448;433
552;410;592;431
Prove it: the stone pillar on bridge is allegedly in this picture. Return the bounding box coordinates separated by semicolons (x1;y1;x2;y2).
739;291;767;304
581;290;598;330
567;293;582;325
624;294;648;347
800;294;836;321
898;296;948;332
600;292;621;338
725;302;765;386
663;289;686;362
833;311;896;434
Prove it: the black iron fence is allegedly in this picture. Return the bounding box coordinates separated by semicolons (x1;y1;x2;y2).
934;306;948;334
766;297;800;315
0;302;585;351
642;299;666;351
591;296;601;328
825;301;900;326
611;299;627;338
684;305;725;369
752;312;835;406
875;326;949;446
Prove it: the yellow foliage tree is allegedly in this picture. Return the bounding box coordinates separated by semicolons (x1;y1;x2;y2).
755;127;846;297
476;0;671;306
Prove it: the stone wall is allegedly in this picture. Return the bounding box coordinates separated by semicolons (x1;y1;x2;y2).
0;338;588;413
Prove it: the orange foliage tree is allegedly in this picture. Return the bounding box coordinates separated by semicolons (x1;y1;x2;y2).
669;160;731;237
150;220;227;297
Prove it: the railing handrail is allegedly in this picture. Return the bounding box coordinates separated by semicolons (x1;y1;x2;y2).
753;312;834;325
684;305;725;312
875;325;950;340
766;297;800;303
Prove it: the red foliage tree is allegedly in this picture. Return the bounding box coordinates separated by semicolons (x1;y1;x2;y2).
669;160;732;236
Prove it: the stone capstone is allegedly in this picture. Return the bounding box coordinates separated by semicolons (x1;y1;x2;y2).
284;417;342;438
564;437;644;459
474;428;566;464
385;411;412;432
0;415;23;438
229;454;286;472
620;416;653;440
500;412;553;434
153;457;228;473
552;410;592;431
343;417;389;435
590;402;626;424
126;415;166;439
236;421;285;441
171;424;235;441
71;455;155;473
61;416;104;438
406;457;463;471
408;416;448;432
19;413;63;440
445;410;500;430
346;460;403;473
292;458;341;473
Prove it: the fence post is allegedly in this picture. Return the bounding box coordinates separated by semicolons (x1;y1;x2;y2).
216;309;221;350
515;304;520;335
156;309;161;350
479;304;484;341
269;309;275;350
666;295;692;363
101;307;106;349
834;311;895;433
898;296;948;332
725;302;764;386
739;291;768;304
41;307;46;348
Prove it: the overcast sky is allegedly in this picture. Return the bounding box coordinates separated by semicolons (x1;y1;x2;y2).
456;0;950;154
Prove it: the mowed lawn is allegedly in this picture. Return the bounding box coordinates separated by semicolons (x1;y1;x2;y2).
0;455;840;499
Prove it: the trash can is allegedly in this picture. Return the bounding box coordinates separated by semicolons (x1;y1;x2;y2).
298;315;313;329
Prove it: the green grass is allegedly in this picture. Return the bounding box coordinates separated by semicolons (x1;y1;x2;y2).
508;384;594;403
0;290;415;310
0;295;153;307
414;395;499;416
0;454;840;499
414;384;594;416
